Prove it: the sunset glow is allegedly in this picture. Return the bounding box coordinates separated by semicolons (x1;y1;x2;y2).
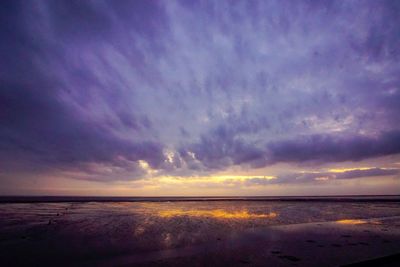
1;2;400;267
0;0;399;196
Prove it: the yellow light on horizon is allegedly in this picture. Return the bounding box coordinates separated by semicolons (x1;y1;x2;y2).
328;167;372;173
158;175;276;182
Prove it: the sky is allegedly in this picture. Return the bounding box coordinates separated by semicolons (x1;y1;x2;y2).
1;0;400;196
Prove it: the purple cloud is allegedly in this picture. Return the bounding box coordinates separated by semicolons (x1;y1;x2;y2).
1;0;400;183
267;130;400;164
245;168;400;185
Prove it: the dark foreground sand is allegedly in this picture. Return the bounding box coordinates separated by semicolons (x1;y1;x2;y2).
122;216;400;267
0;200;399;266
133;217;400;266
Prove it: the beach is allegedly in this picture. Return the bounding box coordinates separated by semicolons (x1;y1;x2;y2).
0;197;399;266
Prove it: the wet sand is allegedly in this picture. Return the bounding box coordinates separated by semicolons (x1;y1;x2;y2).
0;200;399;266
76;216;400;267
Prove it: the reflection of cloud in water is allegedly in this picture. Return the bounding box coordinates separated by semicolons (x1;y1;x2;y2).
162;232;173;247
158;209;278;219
134;226;145;236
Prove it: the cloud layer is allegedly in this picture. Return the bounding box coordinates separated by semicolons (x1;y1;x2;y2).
245;168;400;186
1;0;400;183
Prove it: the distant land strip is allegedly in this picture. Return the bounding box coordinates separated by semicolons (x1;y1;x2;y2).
0;195;399;203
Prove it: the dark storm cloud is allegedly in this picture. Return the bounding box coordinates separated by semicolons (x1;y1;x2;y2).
188;125;266;170
0;78;165;177
1;0;400;182
181;129;400;171
267;130;400;164
334;168;399;179
0;0;166;179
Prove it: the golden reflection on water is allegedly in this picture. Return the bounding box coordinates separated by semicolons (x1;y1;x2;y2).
158;209;278;219
336;219;382;225
336;219;367;224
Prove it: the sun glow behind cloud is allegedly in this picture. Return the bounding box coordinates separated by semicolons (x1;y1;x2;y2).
139;175;277;190
328;167;373;173
1;0;400;195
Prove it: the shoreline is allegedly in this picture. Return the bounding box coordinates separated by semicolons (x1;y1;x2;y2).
1;195;400;204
